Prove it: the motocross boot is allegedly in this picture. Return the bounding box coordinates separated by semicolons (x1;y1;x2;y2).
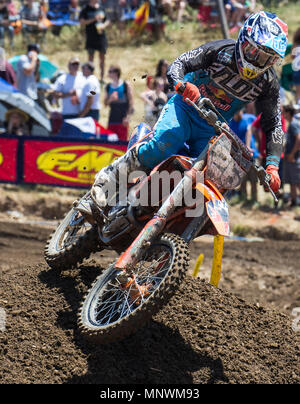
91;146;150;211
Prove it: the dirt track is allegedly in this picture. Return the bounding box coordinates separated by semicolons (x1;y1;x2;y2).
0;221;299;384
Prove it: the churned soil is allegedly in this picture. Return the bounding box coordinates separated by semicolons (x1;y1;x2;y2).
0;221;299;384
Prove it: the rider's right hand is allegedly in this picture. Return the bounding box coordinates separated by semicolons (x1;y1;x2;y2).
175;81;201;104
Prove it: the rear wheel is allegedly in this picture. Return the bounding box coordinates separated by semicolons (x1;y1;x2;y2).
78;233;190;344
44;208;101;271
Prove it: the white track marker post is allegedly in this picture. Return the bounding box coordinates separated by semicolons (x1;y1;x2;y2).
210;235;224;287
192;253;204;277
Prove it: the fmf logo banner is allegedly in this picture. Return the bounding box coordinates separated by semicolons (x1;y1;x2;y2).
23;139;127;187
0;138;18;182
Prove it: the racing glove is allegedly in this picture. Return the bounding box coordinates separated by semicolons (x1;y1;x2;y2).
266;164;281;194
175;81;200;103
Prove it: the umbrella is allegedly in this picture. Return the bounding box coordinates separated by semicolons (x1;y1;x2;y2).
9;54;58;80
0;90;51;132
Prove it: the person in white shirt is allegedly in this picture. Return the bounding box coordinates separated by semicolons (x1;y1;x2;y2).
16;43;40;101
53;56;86;119
79;61;100;121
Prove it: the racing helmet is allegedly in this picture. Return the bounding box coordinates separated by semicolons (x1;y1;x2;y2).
235;11;288;80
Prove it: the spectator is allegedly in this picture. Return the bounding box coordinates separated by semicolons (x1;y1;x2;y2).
4;108;30;136
155;58;171;96
104;64;134;141
140;77;167;128
16;43;40;101
79;61;101;121
0;0;14;48
69;0;81;22
227;0;247;34
53;56;86;120
79;0;111;84
20;0;47;43
173;0;187;23
282;104;300;207
229;109;258;203
0;59;17;87
252;112;287;167
291;28;300;105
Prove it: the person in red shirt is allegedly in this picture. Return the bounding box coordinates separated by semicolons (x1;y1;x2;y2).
252;112;287;165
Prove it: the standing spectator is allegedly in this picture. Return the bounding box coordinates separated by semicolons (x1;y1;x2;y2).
79;0;111;84
230;109;258;203
53;56;86;120
16;43;40;101
104;64;134;141
0;0;14;48
282;104;300;207
69;0;81;22
79;61;101;121
20;0;46;43
252;112;287;167
155;58;171;96
140;77;167;128
291;28;300;105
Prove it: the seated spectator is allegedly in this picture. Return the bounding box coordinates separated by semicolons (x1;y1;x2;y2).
0;58;17;87
20;0;47;43
4;108;30;136
16;43;40;101
104;64;134;141
53;56;86;120
79;61;101;121
140;77;167;128
282;104;300;207
0;0;14;47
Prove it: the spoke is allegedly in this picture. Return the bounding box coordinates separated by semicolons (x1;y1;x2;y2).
92;245;173;327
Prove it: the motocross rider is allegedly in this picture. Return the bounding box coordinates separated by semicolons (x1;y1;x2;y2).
91;11;288;208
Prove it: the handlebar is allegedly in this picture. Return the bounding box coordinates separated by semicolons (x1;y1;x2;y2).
176;87;278;203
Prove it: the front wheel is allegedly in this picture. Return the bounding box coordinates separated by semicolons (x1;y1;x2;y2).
78;233;190;344
44;207;101;271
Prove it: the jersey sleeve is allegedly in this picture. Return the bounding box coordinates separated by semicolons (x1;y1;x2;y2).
255;76;284;167
166;39;234;89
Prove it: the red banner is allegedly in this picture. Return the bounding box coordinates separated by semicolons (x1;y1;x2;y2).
0;138;18;182
23;139;127;187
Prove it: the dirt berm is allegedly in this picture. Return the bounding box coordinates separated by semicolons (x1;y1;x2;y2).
0;222;299;384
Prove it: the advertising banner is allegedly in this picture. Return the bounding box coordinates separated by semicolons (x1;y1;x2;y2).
0;135;128;188
23;139;127;187
0;137;18;182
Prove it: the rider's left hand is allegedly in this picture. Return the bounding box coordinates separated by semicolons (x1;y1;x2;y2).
266;164;281;194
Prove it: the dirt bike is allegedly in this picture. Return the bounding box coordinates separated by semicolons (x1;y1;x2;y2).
44;95;278;344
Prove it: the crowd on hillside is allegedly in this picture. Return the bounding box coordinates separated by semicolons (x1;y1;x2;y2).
1;0;300;206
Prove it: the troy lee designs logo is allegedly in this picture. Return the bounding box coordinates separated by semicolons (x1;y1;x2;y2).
207;63;263;102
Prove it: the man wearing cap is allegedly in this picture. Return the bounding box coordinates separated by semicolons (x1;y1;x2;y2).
53;56;86;120
16;43;40;101
79;61;101;121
